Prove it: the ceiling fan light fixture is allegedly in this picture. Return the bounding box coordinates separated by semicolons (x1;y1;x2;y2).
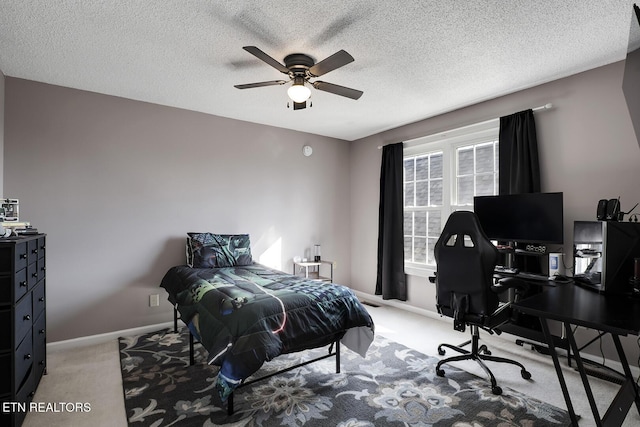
236;47;362;105
287;77;311;103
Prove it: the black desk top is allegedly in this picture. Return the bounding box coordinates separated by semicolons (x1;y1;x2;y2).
513;285;640;336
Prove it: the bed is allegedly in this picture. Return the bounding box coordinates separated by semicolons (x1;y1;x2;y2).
159;233;375;413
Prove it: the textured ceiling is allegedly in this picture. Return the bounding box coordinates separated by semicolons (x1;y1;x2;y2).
0;1;637;141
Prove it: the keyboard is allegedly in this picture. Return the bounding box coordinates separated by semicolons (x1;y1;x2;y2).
517;272;550;281
494;265;518;274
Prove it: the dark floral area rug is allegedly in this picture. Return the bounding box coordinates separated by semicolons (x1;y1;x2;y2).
119;328;571;426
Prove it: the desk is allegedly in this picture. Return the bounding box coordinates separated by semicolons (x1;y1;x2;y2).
495;273;568;352
514;285;640;426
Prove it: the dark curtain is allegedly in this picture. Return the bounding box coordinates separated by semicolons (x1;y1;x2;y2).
498;109;542;329
376;142;407;301
498;109;540;195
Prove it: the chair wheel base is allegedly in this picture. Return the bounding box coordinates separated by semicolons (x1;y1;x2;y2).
492;385;503;395
436;368;445;377
438;348;445;356
521;370;532;380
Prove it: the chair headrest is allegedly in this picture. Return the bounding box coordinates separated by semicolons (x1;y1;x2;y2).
435;211;498;261
442;211;486;237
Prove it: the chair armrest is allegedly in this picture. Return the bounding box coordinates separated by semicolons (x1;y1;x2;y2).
492;277;530;302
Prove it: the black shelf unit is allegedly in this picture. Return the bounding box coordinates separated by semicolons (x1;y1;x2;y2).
0;235;46;426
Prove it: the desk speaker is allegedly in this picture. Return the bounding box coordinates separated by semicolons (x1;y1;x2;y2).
596;199;621;221
597;199;608;220
606;198;620;221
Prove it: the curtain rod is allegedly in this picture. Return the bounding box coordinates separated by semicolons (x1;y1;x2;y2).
377;103;553;149
531;103;553;112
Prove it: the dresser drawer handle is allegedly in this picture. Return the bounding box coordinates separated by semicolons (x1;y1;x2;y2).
24;314;31;321
20;253;27;259
39;329;45;334
39;297;45;302
32;272;38;278
39;361;45;366
32;249;38;254
24;353;32;360
20;281;27;287
29;391;36;398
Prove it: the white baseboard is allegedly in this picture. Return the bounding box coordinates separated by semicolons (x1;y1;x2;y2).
47;321;175;352
352;290;445;322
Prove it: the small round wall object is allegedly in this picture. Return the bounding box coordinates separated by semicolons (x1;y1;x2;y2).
302;145;313;157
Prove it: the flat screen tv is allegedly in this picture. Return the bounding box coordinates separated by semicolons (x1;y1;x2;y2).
473;192;564;245
623;3;640;149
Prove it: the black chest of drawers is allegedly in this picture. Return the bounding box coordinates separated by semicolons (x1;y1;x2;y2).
0;235;46;426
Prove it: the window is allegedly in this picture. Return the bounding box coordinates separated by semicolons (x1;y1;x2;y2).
456;141;500;205
403;121;499;274
403;153;443;265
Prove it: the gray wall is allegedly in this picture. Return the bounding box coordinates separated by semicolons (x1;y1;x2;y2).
0;69;4;192
4;60;640;363
4;78;352;342
349;60;640;361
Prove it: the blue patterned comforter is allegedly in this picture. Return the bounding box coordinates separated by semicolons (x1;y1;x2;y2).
160;263;374;400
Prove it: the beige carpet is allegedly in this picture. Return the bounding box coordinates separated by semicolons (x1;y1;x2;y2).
23;304;640;426
23;339;126;427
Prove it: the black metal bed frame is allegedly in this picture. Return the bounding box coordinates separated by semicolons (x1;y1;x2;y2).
173;308;341;415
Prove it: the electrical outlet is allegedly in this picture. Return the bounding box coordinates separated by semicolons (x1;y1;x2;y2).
149;294;160;307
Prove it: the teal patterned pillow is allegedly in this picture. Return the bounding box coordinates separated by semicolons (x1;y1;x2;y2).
186;233;253;268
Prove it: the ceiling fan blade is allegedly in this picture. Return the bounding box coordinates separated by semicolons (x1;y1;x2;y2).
312;81;363;100
293;101;307;110
234;80;287;89
308;50;354;77
242;46;290;74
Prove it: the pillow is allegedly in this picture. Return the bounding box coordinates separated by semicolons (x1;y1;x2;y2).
186;233;253;268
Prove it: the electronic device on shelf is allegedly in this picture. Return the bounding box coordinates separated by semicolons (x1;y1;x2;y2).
576;248;601;257
0;198;19;222
548;252;566;277
495;244;513;250
573;220;640;295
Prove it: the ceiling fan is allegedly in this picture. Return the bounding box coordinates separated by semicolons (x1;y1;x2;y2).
234;46;363;110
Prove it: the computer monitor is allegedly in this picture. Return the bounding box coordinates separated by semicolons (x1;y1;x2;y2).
473;192;564;245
